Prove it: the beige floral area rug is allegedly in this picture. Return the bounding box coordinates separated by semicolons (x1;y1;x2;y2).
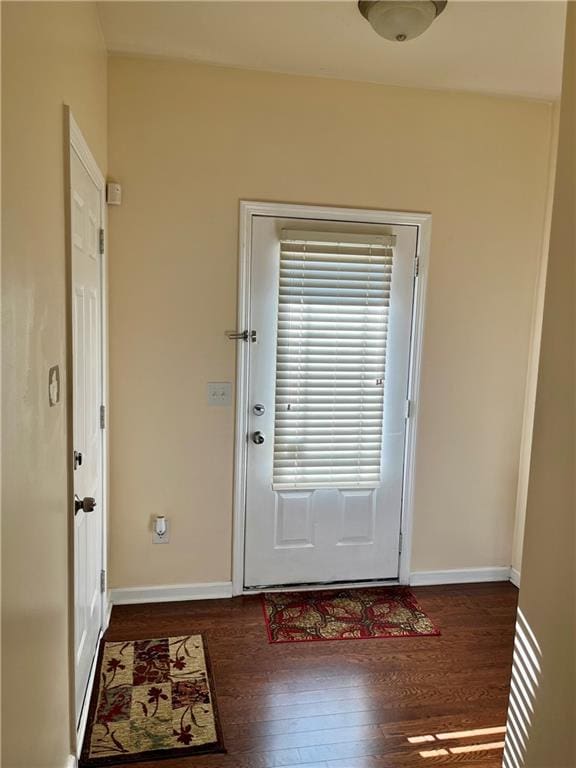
80;634;225;766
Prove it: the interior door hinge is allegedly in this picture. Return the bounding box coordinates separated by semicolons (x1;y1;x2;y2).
100;570;106;593
99;228;105;255
99;404;106;429
405;399;412;419
399;532;403;554
414;256;420;277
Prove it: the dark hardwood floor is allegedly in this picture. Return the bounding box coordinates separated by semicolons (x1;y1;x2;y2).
104;582;517;768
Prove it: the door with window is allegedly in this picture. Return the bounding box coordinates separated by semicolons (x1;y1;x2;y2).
244;215;418;588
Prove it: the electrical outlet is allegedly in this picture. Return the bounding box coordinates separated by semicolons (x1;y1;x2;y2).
207;381;232;406
153;519;170;544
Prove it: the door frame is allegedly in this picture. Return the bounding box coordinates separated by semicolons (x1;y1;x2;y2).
232;201;431;595
64;107;110;752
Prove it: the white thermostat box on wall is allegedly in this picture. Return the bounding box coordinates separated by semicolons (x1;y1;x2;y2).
106;182;122;205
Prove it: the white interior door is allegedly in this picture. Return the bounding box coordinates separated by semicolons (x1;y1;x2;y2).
244;215;418;588
71;146;104;720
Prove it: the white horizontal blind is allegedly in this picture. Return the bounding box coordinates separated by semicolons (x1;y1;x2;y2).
273;230;396;489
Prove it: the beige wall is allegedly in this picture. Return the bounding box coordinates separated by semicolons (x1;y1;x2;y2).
510;100;560;580
1;4;107;767
505;5;575;767
108;55;555;589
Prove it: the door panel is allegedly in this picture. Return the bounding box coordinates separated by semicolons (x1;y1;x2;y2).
244;215;417;588
71;148;104;719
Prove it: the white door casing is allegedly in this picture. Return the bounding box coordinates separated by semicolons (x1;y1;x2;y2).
243;213;419;588
69;116;106;726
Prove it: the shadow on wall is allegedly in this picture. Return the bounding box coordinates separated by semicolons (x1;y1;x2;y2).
503;608;543;768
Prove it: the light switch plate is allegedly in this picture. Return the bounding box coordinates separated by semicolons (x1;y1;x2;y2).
207;381;232;406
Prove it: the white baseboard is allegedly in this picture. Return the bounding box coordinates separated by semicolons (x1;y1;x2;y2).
409;567;512;586
111;571;518;603
110;581;233;605
104;591;113;628
509;568;521;587
76;627;104;757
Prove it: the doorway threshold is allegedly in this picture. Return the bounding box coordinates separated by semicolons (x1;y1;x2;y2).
243;577;401;594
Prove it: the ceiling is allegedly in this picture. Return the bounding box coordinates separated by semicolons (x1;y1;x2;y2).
98;1;566;100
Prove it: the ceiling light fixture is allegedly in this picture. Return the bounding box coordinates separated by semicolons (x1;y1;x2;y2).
358;1;447;42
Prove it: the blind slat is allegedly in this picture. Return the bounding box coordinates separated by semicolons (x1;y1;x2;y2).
273;231;392;489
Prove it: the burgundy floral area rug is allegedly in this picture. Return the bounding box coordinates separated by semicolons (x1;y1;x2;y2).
80;634;225;766
263;587;440;643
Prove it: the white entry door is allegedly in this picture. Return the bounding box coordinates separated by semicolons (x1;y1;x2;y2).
244;215;418;588
71;143;104;720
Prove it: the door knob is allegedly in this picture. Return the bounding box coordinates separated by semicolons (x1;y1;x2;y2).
75;495;96;514
252;431;265;445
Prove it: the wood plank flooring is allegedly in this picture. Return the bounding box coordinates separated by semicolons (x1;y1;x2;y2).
103;582;517;768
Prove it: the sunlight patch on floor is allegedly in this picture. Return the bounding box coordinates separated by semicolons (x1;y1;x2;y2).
408;724;507;759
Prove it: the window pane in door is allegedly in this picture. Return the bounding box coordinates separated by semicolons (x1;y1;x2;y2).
273;230;395;489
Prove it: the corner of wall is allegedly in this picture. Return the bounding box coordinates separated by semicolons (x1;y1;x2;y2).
510;99;562;577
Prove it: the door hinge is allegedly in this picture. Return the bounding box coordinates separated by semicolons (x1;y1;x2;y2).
99;404;106;429
100;570;106;593
399;532;403;554
405;399;412;419
99;228;105;255
414;256;420;277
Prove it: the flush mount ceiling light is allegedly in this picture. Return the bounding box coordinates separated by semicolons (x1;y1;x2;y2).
358;1;447;42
